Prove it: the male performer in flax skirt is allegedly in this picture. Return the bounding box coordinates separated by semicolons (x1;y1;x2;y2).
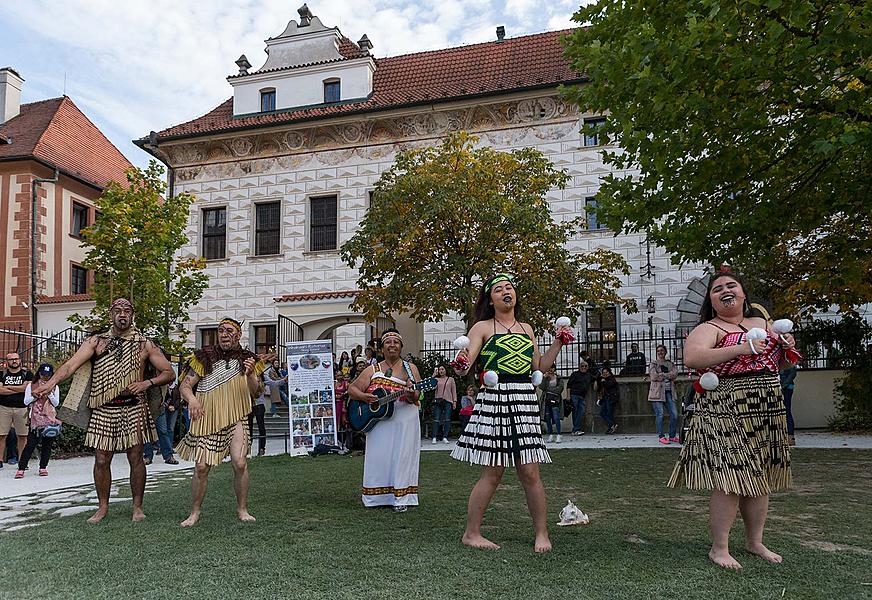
176;317;265;526
34;299;175;523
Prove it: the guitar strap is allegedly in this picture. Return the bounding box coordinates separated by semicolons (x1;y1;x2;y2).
403;360;416;384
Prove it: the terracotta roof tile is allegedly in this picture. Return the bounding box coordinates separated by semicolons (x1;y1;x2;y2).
35;293;93;304
151;29;580;141
0;96;133;189
274;290;360;303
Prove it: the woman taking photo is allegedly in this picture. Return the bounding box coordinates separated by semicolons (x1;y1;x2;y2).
450;273;570;553
15;363;60;478
648;344;679;444
668;270;795;570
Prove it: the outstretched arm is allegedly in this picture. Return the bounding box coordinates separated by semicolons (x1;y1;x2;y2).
33;338;98;395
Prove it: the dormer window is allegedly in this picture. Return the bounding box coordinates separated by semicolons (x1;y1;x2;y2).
260;88;276;112
323;79;340;104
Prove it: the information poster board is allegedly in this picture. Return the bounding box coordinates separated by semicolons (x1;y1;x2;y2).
286;340;337;455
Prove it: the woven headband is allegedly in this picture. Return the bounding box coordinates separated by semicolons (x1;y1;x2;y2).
219;317;243;333
110;298;133;311
381;331;403;344
486;273;514;291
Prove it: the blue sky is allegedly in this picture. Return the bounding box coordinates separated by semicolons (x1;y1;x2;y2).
1;1;582;170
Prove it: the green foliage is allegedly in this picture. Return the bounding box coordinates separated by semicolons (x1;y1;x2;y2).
563;1;872;313
799;313;872;430
341;131;633;333
70;161;208;354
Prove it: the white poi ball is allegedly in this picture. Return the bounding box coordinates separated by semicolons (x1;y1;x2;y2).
746;327;767;340
531;370;543;386
556;316;572;328
453;335;470;350
483;370;499;387
772;319;794;334
699;372;720;391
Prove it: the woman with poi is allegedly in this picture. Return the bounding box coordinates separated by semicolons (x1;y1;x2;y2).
668;270;797;570
450;274;573;553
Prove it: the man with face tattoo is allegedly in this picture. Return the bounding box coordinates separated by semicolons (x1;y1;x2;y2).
175;317;265;526
34;299;175;523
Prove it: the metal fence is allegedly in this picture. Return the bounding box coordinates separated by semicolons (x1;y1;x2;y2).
0;327;86;368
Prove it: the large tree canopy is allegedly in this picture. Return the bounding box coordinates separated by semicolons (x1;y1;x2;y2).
72;162;208;353
341;132;633;333
563;0;872;313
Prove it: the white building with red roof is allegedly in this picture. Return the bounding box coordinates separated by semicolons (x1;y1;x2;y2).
136;6;707;360
0;68;133;336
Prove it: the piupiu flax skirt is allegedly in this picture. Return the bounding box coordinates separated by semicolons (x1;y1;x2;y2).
451;376;551;467
668;372;791;496
175;420;250;466
85;402;157;452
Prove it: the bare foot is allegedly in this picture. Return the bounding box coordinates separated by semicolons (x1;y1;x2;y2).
534;534;553;554
132;507;146;522
709;548;743;570
461;532;501;550
180;512;200;527
746;543;783;564
237;510;256;523
87;507;108;524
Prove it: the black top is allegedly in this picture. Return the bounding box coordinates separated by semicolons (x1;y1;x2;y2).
601;375;620;400
622;352;647;375
0;370;34;408
567;370;593;395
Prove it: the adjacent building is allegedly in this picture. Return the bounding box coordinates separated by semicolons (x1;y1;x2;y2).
0;67;133;334
137;7;707;359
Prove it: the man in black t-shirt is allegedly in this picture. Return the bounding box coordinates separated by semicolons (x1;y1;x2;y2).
621;343;648;376
0;353;34;467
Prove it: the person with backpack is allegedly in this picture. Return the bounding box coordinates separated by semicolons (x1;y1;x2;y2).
16;363;61;478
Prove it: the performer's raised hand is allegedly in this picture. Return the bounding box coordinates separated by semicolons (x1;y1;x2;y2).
243;357;257;375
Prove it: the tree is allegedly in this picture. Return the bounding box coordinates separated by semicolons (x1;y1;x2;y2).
340;131;633;333
71;161;208;354
563;1;872;314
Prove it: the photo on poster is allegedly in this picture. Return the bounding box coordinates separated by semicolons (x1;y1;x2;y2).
292;405;310;419
314;433;335;447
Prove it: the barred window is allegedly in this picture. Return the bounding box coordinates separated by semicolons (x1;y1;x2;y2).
585;306;618;365
253;324;276;356
309;195;337;252
255;201;281;256
202;207;226;260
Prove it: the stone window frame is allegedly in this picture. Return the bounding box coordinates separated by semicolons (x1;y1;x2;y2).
252;198;283;257
251;322;277;356
260;88;277;112
198;325;218;349
583;116;607;147
584;196;608;231
323;78;341;104
306;193;339;254
201;205;228;261
583;305;621;365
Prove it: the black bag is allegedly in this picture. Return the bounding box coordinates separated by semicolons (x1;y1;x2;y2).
544;391;561;407
563;397;573;418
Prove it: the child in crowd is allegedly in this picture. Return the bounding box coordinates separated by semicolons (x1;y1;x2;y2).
16;363;61;478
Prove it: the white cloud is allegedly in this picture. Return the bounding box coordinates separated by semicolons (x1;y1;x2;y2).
1;1;579;168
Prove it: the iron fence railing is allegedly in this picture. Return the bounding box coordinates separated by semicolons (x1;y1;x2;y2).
0;327;86;368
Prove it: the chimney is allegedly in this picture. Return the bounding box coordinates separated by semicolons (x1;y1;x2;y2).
0;67;24;125
496;26;506;41
357;34;373;54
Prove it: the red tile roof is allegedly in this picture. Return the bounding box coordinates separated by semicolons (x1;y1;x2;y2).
274;290;360;303
0;96;133;190
35;293;93;305
150;29;581;141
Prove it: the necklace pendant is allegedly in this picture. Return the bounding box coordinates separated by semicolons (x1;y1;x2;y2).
385;368;392;378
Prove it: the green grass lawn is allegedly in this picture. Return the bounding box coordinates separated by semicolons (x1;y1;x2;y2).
2;449;870;600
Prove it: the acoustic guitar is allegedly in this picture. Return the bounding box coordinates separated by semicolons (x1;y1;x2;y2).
348;377;438;433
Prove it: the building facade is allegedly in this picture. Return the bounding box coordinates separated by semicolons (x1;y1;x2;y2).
0;67;133;337
138;7;707;359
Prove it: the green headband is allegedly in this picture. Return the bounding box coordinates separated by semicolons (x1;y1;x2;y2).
486;273;514;291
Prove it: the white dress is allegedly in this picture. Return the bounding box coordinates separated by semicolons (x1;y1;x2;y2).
361;370;421;507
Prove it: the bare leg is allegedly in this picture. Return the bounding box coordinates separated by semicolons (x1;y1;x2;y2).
88;450;113;524
740;495;782;563
126;444;147;521
230;422;255;522
461;465;504;550
709;490;742;569
181;461;211;527
516;463;552;553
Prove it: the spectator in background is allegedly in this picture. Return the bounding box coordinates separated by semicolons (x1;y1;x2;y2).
459;385;476;430
364;346;378;366
264;359;288;418
580;350;601;381
622;343;647;376
648;344;679;444
539;366;564;443
338;351;352;374
16;363;60;478
431;365;457;444
599;366;619;434
248;376;268;457
0;352;34;468
350;357;368;382
780;365;798;447
567;361;593;435
144;382;181;465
